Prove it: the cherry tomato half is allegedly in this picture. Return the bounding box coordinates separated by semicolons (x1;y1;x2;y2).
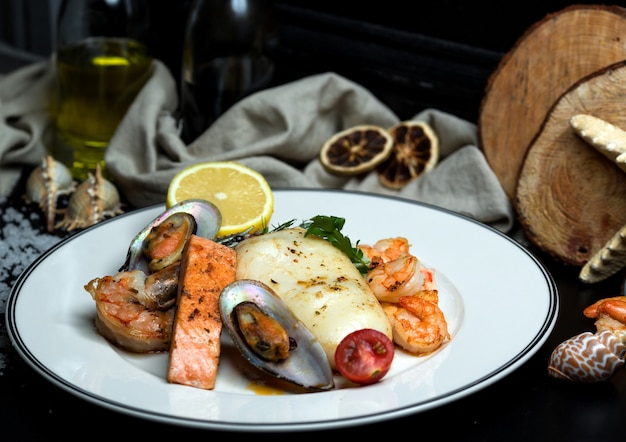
334;328;394;385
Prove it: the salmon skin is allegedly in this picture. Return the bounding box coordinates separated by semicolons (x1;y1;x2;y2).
167;234;237;389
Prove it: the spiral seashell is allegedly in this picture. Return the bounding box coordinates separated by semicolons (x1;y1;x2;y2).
25;155;76;232
56;164;123;231
547;330;626;382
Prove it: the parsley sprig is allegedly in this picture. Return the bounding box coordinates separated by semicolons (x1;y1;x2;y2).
299;215;371;275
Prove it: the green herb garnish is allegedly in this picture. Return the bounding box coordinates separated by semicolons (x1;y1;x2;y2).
300;215;371;275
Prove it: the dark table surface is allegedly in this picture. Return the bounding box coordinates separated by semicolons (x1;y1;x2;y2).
2;166;626;441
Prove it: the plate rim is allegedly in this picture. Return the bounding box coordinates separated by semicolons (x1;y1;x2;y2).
5;188;559;432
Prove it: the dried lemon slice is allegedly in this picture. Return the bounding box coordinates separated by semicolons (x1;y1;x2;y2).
377;121;439;189
320;125;393;176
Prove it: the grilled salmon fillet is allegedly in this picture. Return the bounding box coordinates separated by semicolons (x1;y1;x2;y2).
167;235;237;389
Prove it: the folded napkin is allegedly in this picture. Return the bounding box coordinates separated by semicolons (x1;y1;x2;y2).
0;58;514;232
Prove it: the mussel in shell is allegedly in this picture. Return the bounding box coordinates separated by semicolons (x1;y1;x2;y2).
220;279;334;392
119;199;222;273
141;212;195;272
233;301;295;361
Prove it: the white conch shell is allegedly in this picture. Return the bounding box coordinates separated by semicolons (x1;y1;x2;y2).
56;164;123;231
25;155;76;232
569;114;626;173
548;330;626;382
579;225;626;284
570;114;626;283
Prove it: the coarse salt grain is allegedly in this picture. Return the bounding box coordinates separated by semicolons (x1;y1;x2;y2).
0;196;62;367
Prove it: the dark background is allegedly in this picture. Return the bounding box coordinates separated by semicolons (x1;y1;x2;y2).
0;1;622;122
149;1;617;123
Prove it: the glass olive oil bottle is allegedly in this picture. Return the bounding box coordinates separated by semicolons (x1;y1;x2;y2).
52;0;153;181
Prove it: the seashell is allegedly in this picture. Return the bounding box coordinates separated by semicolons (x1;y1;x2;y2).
547;330;626;382
119;199;222;273
25;155;76;232
569;114;626;173
579;224;626;284
570;115;626;284
219;279;334;392
55;164;123;231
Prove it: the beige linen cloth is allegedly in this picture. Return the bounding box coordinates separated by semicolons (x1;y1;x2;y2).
0;58;514;232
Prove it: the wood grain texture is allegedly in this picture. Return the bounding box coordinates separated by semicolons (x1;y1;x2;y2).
478;4;626;201
516;61;626;267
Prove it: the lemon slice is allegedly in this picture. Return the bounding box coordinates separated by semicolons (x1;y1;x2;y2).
377;121;439;189
166;161;274;236
320;125;393;176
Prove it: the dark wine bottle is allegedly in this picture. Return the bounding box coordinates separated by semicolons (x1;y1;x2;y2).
179;0;279;143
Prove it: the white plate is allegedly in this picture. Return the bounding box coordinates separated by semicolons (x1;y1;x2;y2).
6;189;558;432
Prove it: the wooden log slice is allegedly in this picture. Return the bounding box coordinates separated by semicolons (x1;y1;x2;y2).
516;61;626;267
478;4;626;201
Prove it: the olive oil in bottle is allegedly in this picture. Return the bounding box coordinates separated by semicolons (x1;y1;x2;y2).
54;37;152;180
180;0;279;143
52;0;153;181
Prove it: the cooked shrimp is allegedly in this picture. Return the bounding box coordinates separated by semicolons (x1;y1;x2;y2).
84;269;176;353
359;236;437;303
382;295;450;355
365;254;436;303
416;289;439;305
358;237;411;266
583;296;626;333
365;255;424;303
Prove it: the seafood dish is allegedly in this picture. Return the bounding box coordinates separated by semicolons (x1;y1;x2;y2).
84;201;451;392
8;189;559;429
